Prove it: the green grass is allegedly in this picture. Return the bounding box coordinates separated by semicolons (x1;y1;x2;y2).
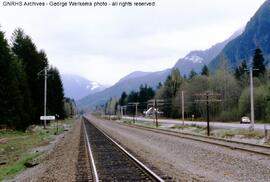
0;153;39;181
0;118;76;181
212;129;265;139
121;117;266;142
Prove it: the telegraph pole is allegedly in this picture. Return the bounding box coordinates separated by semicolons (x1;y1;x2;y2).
245;65;259;131
250;67;255;131
38;66;50;129
195;92;221;136
135;103;138;121
120;106;123;119
206;93;210;136
182;90;184;126
147;99;164;128
155;99;158;128
127;102;139;123
44;67;47;128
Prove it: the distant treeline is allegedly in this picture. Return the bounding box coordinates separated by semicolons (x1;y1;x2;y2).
0;27;75;130
104;48;270;122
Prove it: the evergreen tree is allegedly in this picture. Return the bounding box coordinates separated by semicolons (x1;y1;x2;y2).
0;30;28;130
252;48;266;77
119;92;127;106
234;60;247;80
13;59;33;129
201;65;209;76
189;69;197;79
127;91;138;103
138;84;155;112
47;67;65;119
157;82;162;89
138;84;155;103
11;28;48;124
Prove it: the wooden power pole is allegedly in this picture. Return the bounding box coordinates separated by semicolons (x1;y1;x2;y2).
195;92;221;136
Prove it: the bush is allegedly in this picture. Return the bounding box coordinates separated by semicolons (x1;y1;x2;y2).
218;108;240;122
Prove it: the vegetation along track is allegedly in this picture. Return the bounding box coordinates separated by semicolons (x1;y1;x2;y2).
82;117;164;182
120;122;270;156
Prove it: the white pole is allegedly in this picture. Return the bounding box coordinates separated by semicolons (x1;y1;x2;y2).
182;90;184;126
120;106;123;119
135;103;138;121
250;67;255;131
44;67;47;129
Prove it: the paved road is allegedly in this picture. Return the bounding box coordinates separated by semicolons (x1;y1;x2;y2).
123;116;270;131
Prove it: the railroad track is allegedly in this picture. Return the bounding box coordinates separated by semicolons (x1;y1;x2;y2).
118;121;270;156
75;121;93;182
82;117;165;182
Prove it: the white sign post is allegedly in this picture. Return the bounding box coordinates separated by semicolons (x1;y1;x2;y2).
40;116;56;120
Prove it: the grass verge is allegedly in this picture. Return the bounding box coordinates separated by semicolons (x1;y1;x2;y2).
0;118;75;181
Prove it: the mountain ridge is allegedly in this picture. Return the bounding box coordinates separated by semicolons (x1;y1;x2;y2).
209;0;270;70
174;28;243;75
77;69;171;108
61;74;107;100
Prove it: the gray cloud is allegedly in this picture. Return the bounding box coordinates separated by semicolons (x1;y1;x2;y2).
0;0;265;84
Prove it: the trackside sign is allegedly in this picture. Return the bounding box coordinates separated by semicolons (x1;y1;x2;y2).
40;116;55;120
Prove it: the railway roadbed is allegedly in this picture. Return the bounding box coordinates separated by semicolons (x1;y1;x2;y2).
119;122;270;156
83;117;164;181
86;115;270;182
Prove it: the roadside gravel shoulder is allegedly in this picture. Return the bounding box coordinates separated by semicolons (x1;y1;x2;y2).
6;119;82;182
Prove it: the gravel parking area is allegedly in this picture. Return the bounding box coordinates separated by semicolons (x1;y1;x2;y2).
6;119;83;182
88;115;270;182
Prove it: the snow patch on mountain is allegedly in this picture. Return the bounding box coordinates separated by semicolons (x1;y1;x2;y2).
184;55;204;64
89;82;101;90
61;74;107;100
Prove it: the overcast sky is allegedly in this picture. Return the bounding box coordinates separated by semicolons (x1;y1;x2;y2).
0;0;266;85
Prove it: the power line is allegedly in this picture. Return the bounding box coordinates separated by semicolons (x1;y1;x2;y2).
194;92;222;136
37;66;51;129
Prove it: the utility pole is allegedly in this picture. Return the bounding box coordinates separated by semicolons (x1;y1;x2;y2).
249;67;255;131
182;90;184;126
206;93;210;136
195;92;221;136
38;66;50;129
155;99;158;128
44;68;47;128
245;65;259;131
120;106;123;119
135;103;138;122
147;99;164;128
127;102;139;123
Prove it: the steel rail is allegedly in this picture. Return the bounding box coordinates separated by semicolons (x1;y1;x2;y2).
83;120;99;182
83;117;165;182
117;121;270;156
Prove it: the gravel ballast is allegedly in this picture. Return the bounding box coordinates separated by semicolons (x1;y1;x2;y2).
6;119;84;182
88;115;270;182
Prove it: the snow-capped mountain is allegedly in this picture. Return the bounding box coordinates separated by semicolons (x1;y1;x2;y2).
174;28;244;76
77;69;171;108
61;74;107;100
183;55;204;64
